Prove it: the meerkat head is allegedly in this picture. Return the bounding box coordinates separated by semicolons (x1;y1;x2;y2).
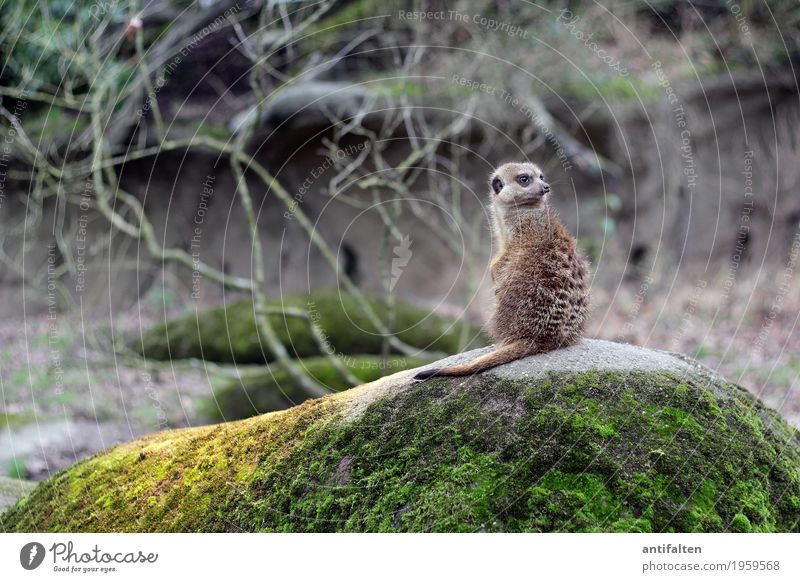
489;162;550;209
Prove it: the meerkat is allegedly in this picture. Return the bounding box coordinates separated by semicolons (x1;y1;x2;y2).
414;161;589;379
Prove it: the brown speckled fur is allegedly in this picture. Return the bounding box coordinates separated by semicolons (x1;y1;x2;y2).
415;162;589;379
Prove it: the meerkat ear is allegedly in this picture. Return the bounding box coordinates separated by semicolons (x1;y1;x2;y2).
491;176;503;194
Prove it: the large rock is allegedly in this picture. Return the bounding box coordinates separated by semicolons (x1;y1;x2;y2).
132;293;487;364
3;340;800;532
229;82;370;135
202;354;432;421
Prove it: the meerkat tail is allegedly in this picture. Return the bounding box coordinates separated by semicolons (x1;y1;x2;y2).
413;341;535;380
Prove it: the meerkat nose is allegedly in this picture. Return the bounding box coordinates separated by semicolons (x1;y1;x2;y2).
543;184;551;193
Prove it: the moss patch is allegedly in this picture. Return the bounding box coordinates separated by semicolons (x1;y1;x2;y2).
0;410;34;430
131;292;487;364
3;369;799;532
203;355;431;421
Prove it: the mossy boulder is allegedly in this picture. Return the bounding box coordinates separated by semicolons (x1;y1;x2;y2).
203;354;432;421
132;292;487;363
4;340;800;532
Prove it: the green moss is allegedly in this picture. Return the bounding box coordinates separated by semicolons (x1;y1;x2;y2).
686;480;723;532
171;118;232;141
305;0;388;49
527;470;639;532
202;354;431;421
0;410;34;430
132;292;488;364
5;460;27;480
730;513;752;532
3;369;800;532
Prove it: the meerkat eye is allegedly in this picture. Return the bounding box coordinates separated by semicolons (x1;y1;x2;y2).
516;174;531;186
539;173;545;180
491;177;503;194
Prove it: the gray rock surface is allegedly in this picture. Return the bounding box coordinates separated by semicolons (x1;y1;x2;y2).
0;420;144;482
230;81;370;134
342;338;725;419
0;477;35;511
421;338;721;380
